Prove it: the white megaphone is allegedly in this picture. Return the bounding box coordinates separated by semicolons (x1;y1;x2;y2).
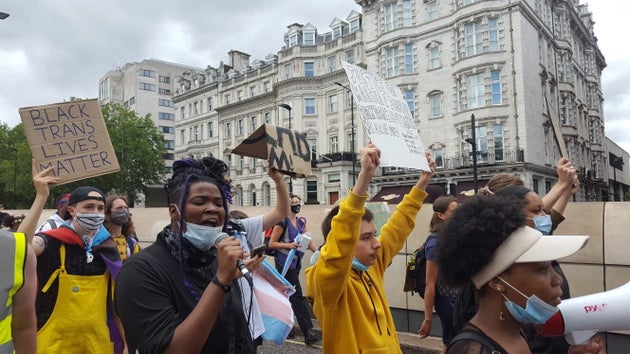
538;281;630;345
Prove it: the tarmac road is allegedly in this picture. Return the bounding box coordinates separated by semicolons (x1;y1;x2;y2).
258;335;322;353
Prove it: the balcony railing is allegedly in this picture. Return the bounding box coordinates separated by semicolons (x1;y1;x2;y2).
441;149;523;169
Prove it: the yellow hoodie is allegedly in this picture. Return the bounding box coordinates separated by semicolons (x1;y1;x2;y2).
305;187;427;353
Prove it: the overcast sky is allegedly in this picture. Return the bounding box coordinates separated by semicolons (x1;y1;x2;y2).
1;0;628;153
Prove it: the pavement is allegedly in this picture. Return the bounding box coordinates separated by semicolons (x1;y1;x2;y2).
261;319;443;353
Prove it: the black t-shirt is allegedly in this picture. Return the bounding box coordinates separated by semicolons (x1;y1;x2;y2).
447;323;508;354
115;231;255;354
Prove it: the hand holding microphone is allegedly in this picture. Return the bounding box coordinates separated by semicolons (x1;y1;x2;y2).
214;233;254;286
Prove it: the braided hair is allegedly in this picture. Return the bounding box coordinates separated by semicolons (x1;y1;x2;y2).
165;157;234;232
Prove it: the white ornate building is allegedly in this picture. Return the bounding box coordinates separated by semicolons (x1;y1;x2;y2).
172;0;615;206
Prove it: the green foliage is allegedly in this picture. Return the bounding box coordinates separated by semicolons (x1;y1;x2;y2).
0;103;167;208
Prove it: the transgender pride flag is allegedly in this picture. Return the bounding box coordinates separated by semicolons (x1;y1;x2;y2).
253;259;296;345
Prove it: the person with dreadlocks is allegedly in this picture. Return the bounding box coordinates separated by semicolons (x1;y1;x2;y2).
115;156;285;353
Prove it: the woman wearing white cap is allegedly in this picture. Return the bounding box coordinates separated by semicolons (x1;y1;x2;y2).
436;195;602;354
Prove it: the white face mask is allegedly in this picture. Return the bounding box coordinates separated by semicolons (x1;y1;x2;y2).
182;222;224;251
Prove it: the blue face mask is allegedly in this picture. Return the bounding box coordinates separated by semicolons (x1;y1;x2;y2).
182;222;224;251
352;257;369;272
531;215;553;235
497;276;558;324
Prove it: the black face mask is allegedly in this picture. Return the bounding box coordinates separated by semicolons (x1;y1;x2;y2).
291;205;301;214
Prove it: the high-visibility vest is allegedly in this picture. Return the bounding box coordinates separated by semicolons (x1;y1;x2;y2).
0;230;26;354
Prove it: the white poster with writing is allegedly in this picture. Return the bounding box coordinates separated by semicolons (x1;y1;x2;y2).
341;61;429;171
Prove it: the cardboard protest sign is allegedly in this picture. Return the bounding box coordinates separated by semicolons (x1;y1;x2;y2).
231;124;312;178
19;98;120;185
341;61;429;171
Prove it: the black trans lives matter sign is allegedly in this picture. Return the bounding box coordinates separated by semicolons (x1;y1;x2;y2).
19;98;120;185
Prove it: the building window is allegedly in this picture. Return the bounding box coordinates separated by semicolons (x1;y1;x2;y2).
489;18;499;51
284;63;292;79
159;88;171;95
250;86;256;97
345;50;355;64
289;33;298;47
164;140;175;150
386;47;399;78
306;180;318;204
429;47;440;69
385;2;398;32
329;135;339;153
159;126;175;134
138;82;155;91
99;78;110;100
193;126;200;142
560;96;568;125
474;126;488;157
491;70;502;105
493;124;504;161
465;21;483;56
307;137;317;161
430;93;442;117
404;43;414;74
304;97;316;115
207;97;213;111
303;31;315;45
346;132;356;152
349;18;360;33
333;25;342;39
264;112;271;124
129;97;135;106
328;57;336;73
225;122;232;137
468;73;485;109
207;122;214;138
328;173;341;183
180;129;186;144
237;90;243;101
405;90;415;116
159;75;170;83
263;81;271;93
237;119;244;136
427;0;438;21
139;68;156;78
158;112;175;121
402;0;412;27
328;94;338;113
158;98;173;107
180;106;185;120
433;148;443;168
304;61;315;77
225;94;231;104
250;116;257;131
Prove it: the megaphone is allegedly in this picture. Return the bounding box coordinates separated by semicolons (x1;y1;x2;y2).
538;281;630;345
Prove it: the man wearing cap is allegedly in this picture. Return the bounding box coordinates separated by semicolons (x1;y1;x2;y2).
36;193;71;233
32;186;120;354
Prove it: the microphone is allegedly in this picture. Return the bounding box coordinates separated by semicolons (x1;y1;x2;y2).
215;233;254;286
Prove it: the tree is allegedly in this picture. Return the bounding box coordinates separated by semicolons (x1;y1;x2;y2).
1;103;167;208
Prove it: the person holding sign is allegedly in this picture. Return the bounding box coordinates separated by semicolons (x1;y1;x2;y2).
32;185;121;354
305;143;436;353
267;194;319;345
115;157;269;353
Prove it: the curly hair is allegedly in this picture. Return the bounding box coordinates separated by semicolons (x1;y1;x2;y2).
104;194;136;237
429;195;457;233
164;157;234;231
436;195;526;287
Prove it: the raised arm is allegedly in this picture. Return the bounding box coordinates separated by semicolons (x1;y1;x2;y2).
415;152;436;191
261;164;290;230
542;157;575;214
18;160;59;243
352;143;380;197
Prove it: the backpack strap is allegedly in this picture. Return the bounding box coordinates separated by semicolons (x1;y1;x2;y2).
450;330;502;353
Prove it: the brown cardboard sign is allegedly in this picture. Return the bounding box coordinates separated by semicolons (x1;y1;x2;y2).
19;98;120;185
231;124;312;178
